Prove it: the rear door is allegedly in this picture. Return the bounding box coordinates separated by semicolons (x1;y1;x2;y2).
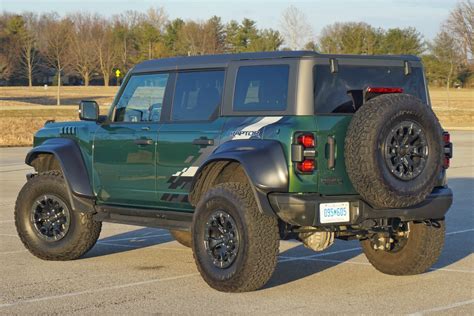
155;69;226;211
313;59;428;195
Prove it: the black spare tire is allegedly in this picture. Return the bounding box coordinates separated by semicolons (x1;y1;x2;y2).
345;94;444;209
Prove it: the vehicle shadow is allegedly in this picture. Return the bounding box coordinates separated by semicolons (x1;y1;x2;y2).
264;242;362;289
83;227;176;258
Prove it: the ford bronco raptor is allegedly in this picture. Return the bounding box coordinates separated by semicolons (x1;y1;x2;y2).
15;51;453;292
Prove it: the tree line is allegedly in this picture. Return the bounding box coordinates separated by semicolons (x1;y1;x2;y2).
0;2;472;93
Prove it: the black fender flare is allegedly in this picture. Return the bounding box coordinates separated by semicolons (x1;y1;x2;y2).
25;138;95;212
191;139;288;217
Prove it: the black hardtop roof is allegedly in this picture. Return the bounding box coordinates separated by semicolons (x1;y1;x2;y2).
132;50;421;73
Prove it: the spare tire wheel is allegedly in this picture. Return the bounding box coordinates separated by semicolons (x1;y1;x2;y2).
344;93;444;209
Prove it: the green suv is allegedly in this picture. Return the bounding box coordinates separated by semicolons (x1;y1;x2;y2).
15;51;453;292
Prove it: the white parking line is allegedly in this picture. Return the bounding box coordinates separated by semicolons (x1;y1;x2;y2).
408;299;474;315
278;247;362;263
96;241;190;252
0;273;200;308
278;255;474;274
446;228;474;235
101;233;171;243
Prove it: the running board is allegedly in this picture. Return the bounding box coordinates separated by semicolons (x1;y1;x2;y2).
93;205;193;231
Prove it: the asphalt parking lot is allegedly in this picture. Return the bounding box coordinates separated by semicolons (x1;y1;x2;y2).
0;131;473;315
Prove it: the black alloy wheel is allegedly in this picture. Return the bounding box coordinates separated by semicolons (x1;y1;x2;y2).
204;210;240;269
383;120;429;181
30;194;71;242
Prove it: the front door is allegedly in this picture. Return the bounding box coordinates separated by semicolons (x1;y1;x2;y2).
156;70;226;211
93;72;170;208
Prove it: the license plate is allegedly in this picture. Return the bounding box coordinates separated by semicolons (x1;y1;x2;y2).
319;202;350;224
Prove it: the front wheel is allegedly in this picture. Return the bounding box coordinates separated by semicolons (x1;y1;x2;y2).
15;171;102;260
361;219;445;275
192;182;280;292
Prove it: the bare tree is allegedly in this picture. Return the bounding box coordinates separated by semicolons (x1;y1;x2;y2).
445;0;473;65
176;20;214;56
92;17;117;86
141;7;168;59
69;13;99;86
430;31;463;106
112;10;144;71
38;14;72;105
0;54;12;82
18;12;40;87
280;5;313;50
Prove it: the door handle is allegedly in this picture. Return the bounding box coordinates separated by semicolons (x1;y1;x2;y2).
134;139;154;145
327;136;335;169
192;138;214;146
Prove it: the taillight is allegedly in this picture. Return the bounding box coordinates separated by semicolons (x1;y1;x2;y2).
297;134;315;148
293;133;316;173
366;87;404;94
443;132;450;143
443;131;452;169
297;159;315;173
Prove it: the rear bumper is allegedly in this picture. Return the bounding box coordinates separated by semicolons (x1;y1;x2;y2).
268;187;453;227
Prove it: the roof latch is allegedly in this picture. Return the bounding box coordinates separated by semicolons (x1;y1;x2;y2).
404;61;412;76
330;58;338;73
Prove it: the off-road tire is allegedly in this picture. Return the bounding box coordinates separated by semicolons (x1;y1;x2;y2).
345;93;444;208
170;230;192;248
192;182;279;292
15;171;101;260
361;220;445;275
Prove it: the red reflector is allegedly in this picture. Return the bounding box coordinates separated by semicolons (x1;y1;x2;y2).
443;132;450;143
443;157;450;169
298;134;315;148
297;159;315;173
366;87;403;94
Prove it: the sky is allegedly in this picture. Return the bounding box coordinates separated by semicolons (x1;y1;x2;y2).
0;0;458;40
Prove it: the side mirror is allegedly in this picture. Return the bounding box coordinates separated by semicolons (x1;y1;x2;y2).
79;100;99;121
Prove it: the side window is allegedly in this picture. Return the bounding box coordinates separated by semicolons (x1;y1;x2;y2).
171;70;225;121
115;73;169;122
233;65;289;112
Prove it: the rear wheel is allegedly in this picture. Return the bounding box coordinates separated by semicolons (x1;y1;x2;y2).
192;182;279;292
15;171;101;260
360;219;445;275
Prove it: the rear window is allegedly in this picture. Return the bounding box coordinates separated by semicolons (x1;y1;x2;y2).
314;65;427;113
233;65;289;112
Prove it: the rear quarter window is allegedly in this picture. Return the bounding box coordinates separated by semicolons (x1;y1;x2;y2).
233;65;289;112
314;65;427;114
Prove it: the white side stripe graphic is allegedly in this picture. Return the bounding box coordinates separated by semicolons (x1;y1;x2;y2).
172;166;199;177
232;116;283;140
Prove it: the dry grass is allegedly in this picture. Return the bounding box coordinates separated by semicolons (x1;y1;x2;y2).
0;86;472;147
429;87;473;130
0;86;116;146
0;86;118;107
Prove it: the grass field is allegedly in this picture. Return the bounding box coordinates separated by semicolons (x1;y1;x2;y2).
0;86;472;146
